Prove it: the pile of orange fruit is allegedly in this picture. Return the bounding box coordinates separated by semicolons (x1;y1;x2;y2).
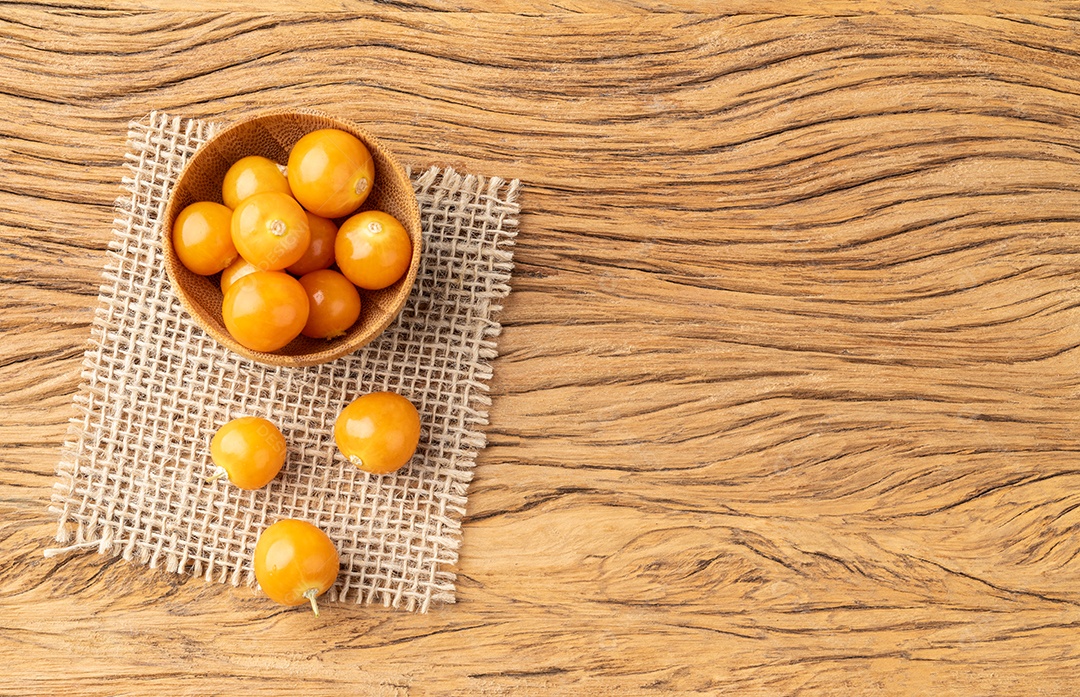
174;128;423;614
172;128;413;352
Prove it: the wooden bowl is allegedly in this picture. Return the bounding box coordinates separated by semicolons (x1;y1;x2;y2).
162;109;422;368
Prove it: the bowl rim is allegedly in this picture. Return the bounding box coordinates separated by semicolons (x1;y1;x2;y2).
161;107;423;368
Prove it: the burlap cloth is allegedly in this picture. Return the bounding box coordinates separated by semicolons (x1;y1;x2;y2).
47;112;520;612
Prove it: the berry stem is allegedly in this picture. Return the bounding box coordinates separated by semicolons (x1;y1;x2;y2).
269;219;287;237
206;467;227;484
304;588;320;616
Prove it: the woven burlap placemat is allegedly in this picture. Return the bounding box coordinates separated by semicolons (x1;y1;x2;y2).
47;112;519;612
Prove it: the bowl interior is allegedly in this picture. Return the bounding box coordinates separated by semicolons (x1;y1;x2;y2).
163;110;422;367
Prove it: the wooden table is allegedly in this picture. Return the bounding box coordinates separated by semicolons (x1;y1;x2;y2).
3;4;1079;694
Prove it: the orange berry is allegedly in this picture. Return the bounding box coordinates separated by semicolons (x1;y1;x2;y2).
231;192;310;271
287;129;374;218
209;417;286;490
222;155;291;210
254;519;340;615
298;269;361;339
221;271;309;352
286;212;338;276
334;392;420;474
173;201;237;275
220;256;260;294
335;211;412;290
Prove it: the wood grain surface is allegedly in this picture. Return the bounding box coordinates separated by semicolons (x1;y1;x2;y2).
3;5;1080;695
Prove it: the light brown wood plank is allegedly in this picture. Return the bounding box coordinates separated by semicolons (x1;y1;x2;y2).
5;2;1080;15
1;8;1079;695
